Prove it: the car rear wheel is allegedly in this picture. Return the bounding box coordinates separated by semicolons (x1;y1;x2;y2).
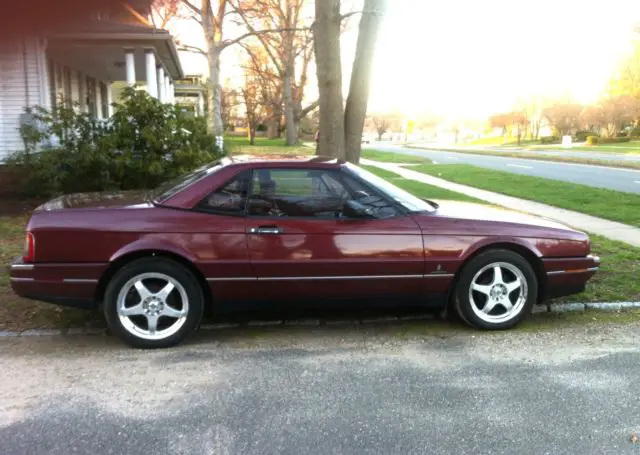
454;249;537;330
104;258;204;348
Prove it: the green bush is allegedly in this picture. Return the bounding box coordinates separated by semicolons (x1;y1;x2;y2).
586;136;599;145
540;136;560;144
8;87;223;197
601;137;631;143
575;131;599;142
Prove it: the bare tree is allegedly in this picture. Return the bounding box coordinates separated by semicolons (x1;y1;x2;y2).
231;0;316;145
600;95;640;137
315;0;387;162
314;0;345;158
241;75;268;145
151;0;179;28
220;85;240;131
580;105;605;134
543;104;583;137
156;0;307;137
372;116;390;140
343;0;385;163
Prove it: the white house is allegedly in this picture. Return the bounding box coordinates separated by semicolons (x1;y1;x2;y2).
0;0;184;161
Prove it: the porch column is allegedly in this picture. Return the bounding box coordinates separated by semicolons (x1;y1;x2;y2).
125;49;136;86
156;65;165;103
107;82;114;117
165;75;171;104
197;92;204;116
144;49;158;98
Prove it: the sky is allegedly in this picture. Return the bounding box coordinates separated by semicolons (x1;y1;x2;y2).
171;0;640;121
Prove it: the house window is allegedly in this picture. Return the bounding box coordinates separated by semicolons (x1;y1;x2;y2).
100;82;110;118
86;77;97;117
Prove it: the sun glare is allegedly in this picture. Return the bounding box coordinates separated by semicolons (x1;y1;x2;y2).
368;0;640;118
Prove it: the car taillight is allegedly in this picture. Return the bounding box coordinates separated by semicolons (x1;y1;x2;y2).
23;232;35;263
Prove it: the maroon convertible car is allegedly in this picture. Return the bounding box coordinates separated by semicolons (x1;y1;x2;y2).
10;156;599;348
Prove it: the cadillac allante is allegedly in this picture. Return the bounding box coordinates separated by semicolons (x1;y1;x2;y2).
9;156;599;348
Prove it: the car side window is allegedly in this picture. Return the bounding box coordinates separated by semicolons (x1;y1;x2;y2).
196;171;251;215
246;168;400;218
338;172;400;218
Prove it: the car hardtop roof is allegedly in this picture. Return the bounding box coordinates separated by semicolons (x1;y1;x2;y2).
219;154;346;169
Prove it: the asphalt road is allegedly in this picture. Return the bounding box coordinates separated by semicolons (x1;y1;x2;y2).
3;320;640;455
372;145;640;194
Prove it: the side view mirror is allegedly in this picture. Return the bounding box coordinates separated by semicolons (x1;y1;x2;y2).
343;200;375;218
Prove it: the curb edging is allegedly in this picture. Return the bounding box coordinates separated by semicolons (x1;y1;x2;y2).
1;302;639;338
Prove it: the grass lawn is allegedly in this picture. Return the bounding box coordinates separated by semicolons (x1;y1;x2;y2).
361;149;640;227
411;162;640;227
361;149;431;163
225;135;313;156
559;144;640;154
361;165;481;203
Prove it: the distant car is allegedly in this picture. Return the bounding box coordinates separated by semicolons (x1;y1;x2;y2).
10;156;599;348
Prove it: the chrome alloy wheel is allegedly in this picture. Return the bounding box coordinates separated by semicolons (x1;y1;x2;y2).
468;262;528;324
116;272;189;340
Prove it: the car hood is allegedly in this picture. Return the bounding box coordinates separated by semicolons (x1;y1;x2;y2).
35;191;153;211
429;200;578;232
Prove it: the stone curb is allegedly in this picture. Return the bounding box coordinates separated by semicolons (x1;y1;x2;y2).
1;302;639;338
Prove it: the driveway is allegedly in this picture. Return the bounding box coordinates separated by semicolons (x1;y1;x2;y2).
2;320;640;454
372;145;640;194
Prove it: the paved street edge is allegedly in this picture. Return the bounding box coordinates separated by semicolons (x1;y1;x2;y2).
1;302;639;337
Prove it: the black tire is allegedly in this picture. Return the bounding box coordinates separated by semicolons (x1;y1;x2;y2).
454;249;537;330
104;257;204;348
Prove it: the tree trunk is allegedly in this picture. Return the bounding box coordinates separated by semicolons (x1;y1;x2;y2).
267;116;281;139
203;7;223;137
344;0;385;164
249;124;256;145
314;0;345;159
283;63;297;146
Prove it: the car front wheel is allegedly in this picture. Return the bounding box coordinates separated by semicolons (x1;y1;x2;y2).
454;250;538;330
104;258;204;348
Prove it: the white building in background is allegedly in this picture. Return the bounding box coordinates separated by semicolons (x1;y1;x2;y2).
0;0;184;160
174;75;207;117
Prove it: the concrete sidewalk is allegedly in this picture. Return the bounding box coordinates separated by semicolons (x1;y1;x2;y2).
362;159;640;248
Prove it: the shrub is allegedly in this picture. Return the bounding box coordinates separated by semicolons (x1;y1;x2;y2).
8;87;223;197
540;136;560;144
629;126;640;138
601;137;631;143
575;131;599;142
586;136;599;145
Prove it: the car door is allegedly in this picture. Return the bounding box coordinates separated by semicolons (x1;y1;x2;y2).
246;167;425;300
190;169;256;301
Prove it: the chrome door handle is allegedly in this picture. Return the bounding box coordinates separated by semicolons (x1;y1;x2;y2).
249;226;283;234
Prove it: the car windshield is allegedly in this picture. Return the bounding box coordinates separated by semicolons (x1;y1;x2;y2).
149;161;223;203
346;163;436;213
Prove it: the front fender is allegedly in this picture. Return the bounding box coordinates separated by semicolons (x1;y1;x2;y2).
461;236;543;262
